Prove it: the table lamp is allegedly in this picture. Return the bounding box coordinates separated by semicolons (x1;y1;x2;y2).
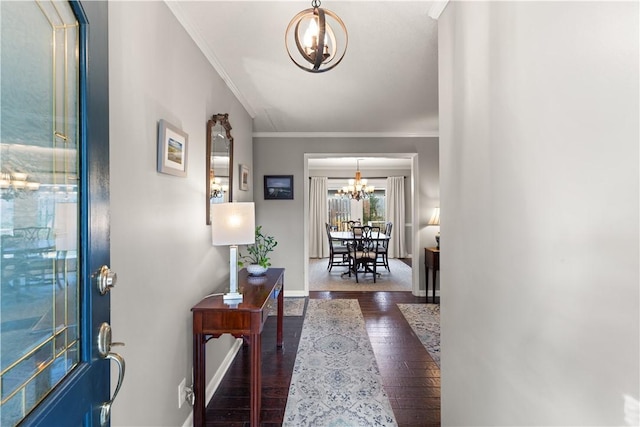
211;202;255;301
428;206;440;249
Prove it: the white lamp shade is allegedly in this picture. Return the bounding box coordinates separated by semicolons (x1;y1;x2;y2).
428;207;440;226
211;202;255;246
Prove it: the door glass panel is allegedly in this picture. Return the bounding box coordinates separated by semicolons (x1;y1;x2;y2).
1;1;80;425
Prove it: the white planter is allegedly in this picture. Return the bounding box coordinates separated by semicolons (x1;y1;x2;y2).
246;264;267;276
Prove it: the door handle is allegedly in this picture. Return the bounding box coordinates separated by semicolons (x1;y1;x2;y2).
97;265;118;295
97;322;126;426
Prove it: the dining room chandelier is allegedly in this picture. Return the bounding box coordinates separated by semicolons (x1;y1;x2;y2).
336;160;374;201
285;0;348;73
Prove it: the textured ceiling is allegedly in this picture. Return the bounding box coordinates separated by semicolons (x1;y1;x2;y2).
168;1;440;136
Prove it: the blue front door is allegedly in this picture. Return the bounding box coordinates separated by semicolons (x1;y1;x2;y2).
0;1;116;425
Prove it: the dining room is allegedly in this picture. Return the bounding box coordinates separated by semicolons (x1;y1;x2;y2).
306;156;415;292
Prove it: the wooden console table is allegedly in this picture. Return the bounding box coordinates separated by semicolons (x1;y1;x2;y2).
424;247;439;303
192;268;284;426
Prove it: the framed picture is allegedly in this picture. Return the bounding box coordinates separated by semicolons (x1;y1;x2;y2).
157;119;188;177
264;175;294;200
239;164;249;191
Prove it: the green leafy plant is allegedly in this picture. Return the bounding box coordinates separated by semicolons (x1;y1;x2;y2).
238;225;278;268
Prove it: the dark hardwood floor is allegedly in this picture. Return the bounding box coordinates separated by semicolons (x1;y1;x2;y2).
205;291;440;426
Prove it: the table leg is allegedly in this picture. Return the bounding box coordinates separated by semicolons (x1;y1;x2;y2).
277;284;284;347
193;333;205;426
250;332;262;427
432;268;437;302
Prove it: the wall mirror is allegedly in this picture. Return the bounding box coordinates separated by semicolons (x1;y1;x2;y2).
206;113;233;225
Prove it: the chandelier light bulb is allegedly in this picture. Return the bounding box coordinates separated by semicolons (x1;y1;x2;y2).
303;18;318;49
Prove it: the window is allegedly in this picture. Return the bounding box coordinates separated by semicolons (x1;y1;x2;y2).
327;179;386;230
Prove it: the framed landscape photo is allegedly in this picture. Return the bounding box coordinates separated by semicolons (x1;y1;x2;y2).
157;119;188;177
239;164;249;191
264;175;294;200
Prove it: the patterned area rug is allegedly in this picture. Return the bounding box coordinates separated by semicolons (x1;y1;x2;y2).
309;258;412;291
284;299;397;426
397;304;440;367
268;297;306;316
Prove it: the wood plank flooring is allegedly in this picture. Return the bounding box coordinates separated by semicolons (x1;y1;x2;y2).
204;291;440;426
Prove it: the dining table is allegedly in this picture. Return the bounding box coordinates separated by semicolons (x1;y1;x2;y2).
329;230;390;242
329;230;390;278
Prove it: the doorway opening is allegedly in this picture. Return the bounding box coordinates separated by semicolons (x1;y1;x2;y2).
304;154;419;293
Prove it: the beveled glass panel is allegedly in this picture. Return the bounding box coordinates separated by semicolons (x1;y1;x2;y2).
0;1;80;425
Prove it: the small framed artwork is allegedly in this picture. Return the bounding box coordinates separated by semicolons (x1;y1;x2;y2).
264;175;294;200
239;164;249;191
157;119;188;177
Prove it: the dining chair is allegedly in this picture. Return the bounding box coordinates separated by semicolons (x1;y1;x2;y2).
376;222;393;271
326;223;349;271
347;225;381;283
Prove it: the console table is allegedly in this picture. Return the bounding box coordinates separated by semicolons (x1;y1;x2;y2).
192;268;284;427
424;247;439;303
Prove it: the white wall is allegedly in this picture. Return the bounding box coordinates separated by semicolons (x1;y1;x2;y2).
108;2;253;426
439;1;639;425
253;137;439;294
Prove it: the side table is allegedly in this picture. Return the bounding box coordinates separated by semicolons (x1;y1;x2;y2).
424;247;440;303
191;268;284;426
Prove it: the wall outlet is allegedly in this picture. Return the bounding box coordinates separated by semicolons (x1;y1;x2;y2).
178;377;186;409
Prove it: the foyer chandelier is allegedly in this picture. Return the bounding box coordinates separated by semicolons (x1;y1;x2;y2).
285;0;348;73
336;160;374;201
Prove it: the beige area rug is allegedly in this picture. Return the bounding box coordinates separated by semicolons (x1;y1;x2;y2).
309;258;412;291
283;299;397;426
268;297;306;316
398;304;440;367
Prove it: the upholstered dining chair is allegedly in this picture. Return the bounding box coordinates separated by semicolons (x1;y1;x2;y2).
326;223;349;271
347;225;381;283
376;222;393;271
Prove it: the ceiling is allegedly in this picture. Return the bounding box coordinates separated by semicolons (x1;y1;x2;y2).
167;1;440;136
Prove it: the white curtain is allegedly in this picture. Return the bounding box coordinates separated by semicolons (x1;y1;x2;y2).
385;176;407;258
309;177;329;258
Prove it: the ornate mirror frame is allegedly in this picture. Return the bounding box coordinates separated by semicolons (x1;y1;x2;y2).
206;113;234;225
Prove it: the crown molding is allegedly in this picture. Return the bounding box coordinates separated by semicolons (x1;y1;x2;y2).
428;0;450;20
165;1;256;118
252;131;439;138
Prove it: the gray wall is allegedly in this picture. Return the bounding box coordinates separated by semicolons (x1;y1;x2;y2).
108;2;253;426
253;138;439;294
439;1;639;425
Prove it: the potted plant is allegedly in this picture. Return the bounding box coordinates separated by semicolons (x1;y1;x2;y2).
238;225;278;276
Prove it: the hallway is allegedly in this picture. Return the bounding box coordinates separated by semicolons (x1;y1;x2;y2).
205;291;439;426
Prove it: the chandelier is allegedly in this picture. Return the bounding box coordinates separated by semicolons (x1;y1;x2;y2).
0;172;40;200
209;171;227;199
336;160;374;201
285;0;348;73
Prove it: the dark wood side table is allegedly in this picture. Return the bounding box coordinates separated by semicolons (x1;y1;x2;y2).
192;268;284;427
424;247;440;303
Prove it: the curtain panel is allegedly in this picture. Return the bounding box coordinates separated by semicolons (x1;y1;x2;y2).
309;177;329;258
385;176;407;258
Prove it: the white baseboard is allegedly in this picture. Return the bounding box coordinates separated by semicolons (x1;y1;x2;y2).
181;338;243;427
284;290;307;297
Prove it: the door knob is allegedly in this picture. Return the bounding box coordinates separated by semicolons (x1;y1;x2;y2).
97;265;117;295
97;322;126;426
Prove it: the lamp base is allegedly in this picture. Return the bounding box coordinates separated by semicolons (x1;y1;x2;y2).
223;292;243;302
435;232;440;249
